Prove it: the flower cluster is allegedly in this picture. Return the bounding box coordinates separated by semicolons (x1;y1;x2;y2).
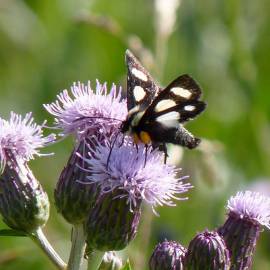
2;71;269;269
44;80;192;251
149;191;270;270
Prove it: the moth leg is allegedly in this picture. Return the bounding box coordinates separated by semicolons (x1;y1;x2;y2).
106;132;120;169
144;144;149;167
135;143;139;153
163;143;168;164
119;133;125;147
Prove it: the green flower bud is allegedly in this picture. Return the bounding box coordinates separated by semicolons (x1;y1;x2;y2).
149;240;186;270
185;230;230;270
0;154;49;233
85;191;141;251
55;140;98;224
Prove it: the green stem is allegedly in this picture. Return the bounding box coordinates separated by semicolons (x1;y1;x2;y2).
87;254;92;270
31;228;66;270
87;252;104;270
67;224;86;270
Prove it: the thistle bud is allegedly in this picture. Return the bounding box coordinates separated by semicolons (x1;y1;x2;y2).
185;230;230;270
85;191;142;251
149;240;186;270
218;191;270;270
54;139;98;224
0;112;54;233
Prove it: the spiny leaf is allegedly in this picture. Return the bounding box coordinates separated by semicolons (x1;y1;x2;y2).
120;259;133;270
0;229;27;237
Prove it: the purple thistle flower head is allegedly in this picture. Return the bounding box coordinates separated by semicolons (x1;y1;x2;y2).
227;190;270;228
0;112;55;171
44;81;127;141
83;138;192;213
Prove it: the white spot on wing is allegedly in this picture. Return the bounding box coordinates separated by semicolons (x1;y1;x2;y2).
155;99;177;112
133;86;146;102
131;68;148;81
171;87;192;98
156;111;180;127
184;105;195;111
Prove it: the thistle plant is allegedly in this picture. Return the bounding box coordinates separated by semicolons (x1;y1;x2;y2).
83;139;191;251
149;190;270;270
0;112;65;269
218;191;270;270
43;76;193;269
44;81;129;269
1;55;269;270
0;112;53;232
44;81;127;225
44;79;192;269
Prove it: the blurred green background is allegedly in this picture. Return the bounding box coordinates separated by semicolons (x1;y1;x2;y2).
1;0;270;269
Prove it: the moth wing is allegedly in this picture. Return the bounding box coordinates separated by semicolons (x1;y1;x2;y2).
140;74;206;124
125;50;160;111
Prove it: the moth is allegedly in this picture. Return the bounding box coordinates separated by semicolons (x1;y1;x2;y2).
120;50;206;160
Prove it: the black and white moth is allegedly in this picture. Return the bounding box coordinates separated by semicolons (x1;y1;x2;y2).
121;50;206;156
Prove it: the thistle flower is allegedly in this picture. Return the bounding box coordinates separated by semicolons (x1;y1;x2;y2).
185;230;230;270
218;191;270;270
44;81;127;141
0;112;55;233
85;140;191;211
149;240;187;270
84;139;192;251
44;81;127;224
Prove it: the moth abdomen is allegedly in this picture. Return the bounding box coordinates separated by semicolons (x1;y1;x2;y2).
173;125;201;149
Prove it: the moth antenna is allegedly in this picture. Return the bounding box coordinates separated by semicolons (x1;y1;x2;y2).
163;143;168;164
106;131;121;169
73;116;123;123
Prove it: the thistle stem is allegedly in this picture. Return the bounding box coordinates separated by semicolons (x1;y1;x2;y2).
87;252;104;270
31;228;66;269
67;224;86;270
87;255;93;270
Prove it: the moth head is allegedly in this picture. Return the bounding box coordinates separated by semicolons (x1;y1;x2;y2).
121;108;144;135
